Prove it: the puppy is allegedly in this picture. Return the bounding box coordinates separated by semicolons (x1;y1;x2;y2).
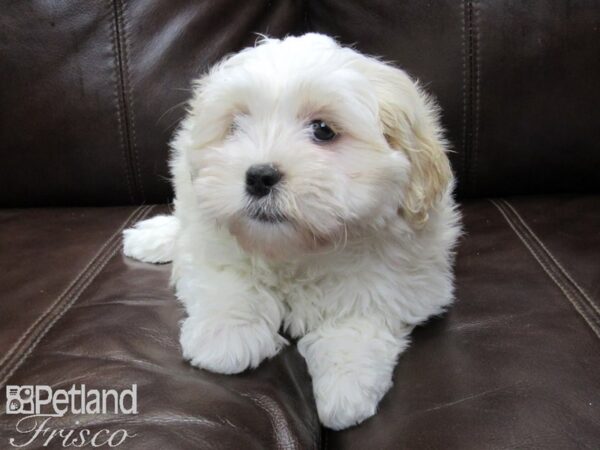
123;33;461;430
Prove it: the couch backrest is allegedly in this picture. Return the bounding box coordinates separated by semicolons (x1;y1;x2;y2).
1;0;598;207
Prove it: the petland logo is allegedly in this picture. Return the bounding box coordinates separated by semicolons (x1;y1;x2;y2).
5;384;138;447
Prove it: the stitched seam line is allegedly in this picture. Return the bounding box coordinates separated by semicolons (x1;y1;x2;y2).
0;205;153;387
493;200;600;333
238;392;301;450
498;201;600;325
116;0;144;201
0;205;144;370
461;0;480;196
108;0;135;203
111;0;141;203
0;205;154;388
502;200;600;316
460;0;469;196
492;200;600;338
0;235;126;388
491;200;600;340
470;0;480;193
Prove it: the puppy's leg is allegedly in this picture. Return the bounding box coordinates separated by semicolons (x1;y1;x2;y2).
298;317;410;430
123;215;179;263
177;267;286;374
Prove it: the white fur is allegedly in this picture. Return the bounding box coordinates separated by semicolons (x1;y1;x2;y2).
123;215;178;263
123;34;461;430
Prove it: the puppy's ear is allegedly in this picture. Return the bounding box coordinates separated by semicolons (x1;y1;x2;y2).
359;57;453;228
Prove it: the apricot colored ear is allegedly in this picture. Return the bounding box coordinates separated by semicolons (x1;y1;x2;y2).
358;57;452;228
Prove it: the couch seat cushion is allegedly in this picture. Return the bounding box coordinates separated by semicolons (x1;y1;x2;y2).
328;195;600;449
1;196;599;449
0;205;320;450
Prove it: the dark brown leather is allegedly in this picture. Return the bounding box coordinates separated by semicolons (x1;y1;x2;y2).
309;0;600;198
0;205;149;385
1;198;599;449
1;1;598;205
0;206;320;449
326;196;600;449
503;195;600;304
0;0;304;207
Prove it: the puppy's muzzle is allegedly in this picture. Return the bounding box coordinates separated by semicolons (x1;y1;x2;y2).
245;163;282;198
244;163;287;223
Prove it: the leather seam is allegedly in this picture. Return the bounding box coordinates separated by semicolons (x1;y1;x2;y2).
470;0;480;193
499;200;600;324
0;204;144;370
502;200;600;316
491;200;600;340
108;0;135;203
238;392;301;450
461;0;481;196
116;0;145;202
111;0;141;203
460;0;469;196
494;200;600;333
0;205;154;388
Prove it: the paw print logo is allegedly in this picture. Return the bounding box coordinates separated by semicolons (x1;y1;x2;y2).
5;385;35;414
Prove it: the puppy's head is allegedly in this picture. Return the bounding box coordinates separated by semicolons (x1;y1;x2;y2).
179;34;452;258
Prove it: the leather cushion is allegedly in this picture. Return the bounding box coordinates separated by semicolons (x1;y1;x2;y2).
0;0;304;207
0;205;320;450
0;205;151;386
2;1;599;206
1;197;599;449
327;196;600;449
309;0;600;198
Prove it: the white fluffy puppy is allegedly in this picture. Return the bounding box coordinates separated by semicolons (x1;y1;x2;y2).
123;33;461;430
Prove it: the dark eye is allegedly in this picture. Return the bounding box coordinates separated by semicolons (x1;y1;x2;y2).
310;120;336;142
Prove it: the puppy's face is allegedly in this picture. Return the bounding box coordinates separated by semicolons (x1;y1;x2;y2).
181;34;451;259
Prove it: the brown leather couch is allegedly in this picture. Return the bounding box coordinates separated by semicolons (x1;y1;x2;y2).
1;1;599;449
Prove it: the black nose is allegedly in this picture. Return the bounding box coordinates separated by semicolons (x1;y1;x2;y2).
245;163;282;198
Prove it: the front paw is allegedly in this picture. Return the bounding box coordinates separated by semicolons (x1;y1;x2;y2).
180;316;286;374
311;366;392;430
298;320;403;429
